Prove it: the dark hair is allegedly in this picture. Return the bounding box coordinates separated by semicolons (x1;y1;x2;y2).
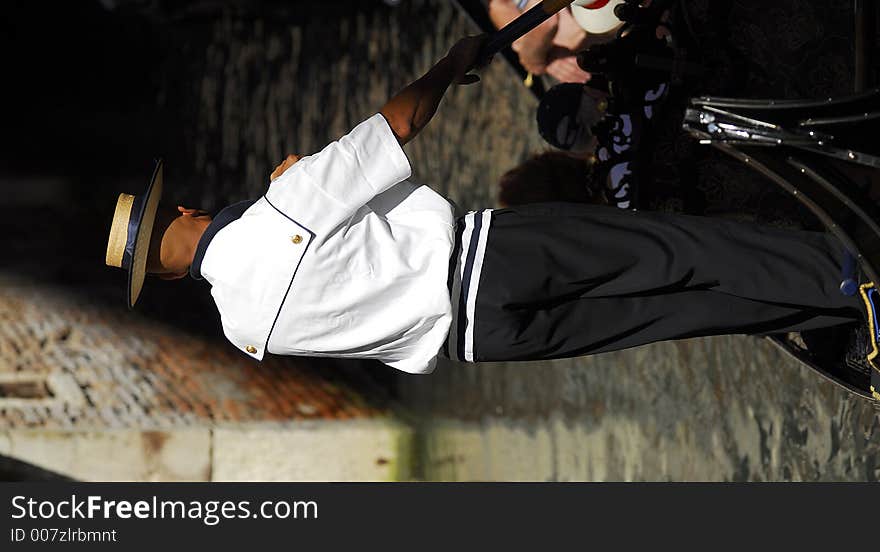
497;151;605;207
536;83;591;150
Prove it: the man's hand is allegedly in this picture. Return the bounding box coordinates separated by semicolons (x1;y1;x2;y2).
380;35;492;146
270;154;301;181
446;35;489;85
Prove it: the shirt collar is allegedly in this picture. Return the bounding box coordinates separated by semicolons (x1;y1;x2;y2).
190;199;257;281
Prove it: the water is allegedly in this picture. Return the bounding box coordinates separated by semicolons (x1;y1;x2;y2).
403;337;880;481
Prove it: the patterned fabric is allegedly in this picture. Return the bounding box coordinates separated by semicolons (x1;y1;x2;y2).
594;83;668;210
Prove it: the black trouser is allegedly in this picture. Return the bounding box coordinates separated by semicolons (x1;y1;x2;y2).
445;203;862;362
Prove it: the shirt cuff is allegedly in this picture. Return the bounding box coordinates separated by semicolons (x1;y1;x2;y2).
360;113;412;194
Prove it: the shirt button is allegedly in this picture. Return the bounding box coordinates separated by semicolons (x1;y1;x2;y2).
291;235;303;244
245;345;257;354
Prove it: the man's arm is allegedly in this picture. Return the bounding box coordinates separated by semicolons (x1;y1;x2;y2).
380;35;487;146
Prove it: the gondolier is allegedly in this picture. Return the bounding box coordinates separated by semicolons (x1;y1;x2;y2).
105;34;876;397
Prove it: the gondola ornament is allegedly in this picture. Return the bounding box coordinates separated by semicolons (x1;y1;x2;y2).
683;90;880;403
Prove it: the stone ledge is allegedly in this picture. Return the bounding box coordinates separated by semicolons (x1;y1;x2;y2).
1;419;413;481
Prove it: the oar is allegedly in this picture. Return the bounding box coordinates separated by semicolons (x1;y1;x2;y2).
479;0;575;60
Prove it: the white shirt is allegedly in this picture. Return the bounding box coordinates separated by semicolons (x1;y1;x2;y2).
199;114;457;374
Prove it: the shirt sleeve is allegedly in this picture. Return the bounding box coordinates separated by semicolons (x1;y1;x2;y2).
264;113;412;236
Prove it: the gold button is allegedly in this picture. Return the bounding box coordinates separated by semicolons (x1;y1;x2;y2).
291;235;303;244
245;345;257;354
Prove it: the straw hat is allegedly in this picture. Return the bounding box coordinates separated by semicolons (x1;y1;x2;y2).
105;159;164;309
570;0;625;35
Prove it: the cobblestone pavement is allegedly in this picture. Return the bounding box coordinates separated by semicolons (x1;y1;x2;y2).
0;274;387;430
0;274;409;481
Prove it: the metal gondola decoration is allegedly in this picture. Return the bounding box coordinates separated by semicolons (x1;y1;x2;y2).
682;90;880;403
681;1;880;403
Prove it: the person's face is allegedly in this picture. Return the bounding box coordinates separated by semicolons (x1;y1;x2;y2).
147;205;211;280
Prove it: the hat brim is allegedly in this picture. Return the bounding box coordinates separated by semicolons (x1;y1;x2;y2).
126;159;164;309
571;1;625;35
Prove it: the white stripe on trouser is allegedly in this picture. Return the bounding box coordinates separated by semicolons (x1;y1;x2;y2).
447;210;493;362
447;216;473;362
463;210;492;361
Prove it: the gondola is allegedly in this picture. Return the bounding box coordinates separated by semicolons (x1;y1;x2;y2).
453;0;880;403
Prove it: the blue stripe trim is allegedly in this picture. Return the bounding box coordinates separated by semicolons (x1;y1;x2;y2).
262;195;316;356
457;210;484;361
121;194;145;271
